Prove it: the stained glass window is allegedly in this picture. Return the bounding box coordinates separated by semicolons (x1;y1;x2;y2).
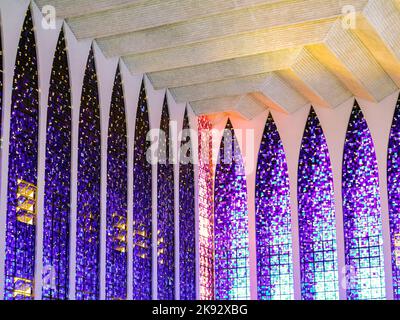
4;8;39;300
75;47;101;300
388;93;400;300
198;116;214;300
256;113;293;300
342;101;385;300
106;67;128;300
214;119;250;300
298;107;339;300
157;95;175;300
179;109;196;300
42;29;71;300
133;80;152;300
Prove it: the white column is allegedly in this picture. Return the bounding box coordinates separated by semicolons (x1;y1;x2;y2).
317;100;353;300
273;105;310;300
65;23;92;299
144;76;165;300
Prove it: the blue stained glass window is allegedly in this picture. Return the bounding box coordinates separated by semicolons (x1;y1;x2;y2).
214;119;250;300
75;47;101;300
179;109;196;300
256;113;294;300
42;29;71;300
388;93;400;300
342;101;385;300
133;80;152;300
4;8;39;300
157;95;175;300
106;67;128;300
298;107;339;300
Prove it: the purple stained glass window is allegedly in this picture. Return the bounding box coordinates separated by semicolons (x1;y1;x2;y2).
157;95;175;300
4;8;39;300
106;67;128;300
298;107;339;300
42;29;71;300
256;113;294;300
75;47;101;300
342;101;385;300
214;119;250;300
133;80;152;300
388;93;400;300
179;109;196;300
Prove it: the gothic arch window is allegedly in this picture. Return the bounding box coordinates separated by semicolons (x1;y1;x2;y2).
256;114;294;300
75;47;101;300
157;95;175;300
198;116;214;300
388;93;400;300
106;66;128;300
132;80;152;300
298;107;339;300
179;109;196;300
4;8;39;300
214;119;250;300
342;101;385;300
42;28;71;300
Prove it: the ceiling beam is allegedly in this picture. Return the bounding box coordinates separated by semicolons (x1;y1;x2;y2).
354;0;400;86
171;73;271;103
35;0;140;18
97;0;368;57
314;20;397;102
148;48;302;89
65;0;279;39
279;49;352;108
124;19;336;74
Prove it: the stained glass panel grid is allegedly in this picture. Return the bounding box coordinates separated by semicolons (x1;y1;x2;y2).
106;67;128;300
298;107;339;300
342;101;385;300
388;93;400;300
157;96;175;300
4;8;39;300
198;116;215;300
42;28;71;300
133;80;152;300
256;114;294;300
75;47;101;300
214;119;250;300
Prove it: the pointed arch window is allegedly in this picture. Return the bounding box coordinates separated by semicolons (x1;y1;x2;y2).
298;107;339;300
214;119;250;300
256;114;294;300
4;8;39;300
342;101;385;300
76;47;101;300
133;80;152;300
388;94;400;300
42;29;71;300
106;67;128;300
179;109;196;300
157;96;175;300
198;116;214;300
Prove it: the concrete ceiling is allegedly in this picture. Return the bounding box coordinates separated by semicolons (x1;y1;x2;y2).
35;0;400;119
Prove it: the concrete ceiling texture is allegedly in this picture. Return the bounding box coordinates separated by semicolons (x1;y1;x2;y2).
35;0;400;119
